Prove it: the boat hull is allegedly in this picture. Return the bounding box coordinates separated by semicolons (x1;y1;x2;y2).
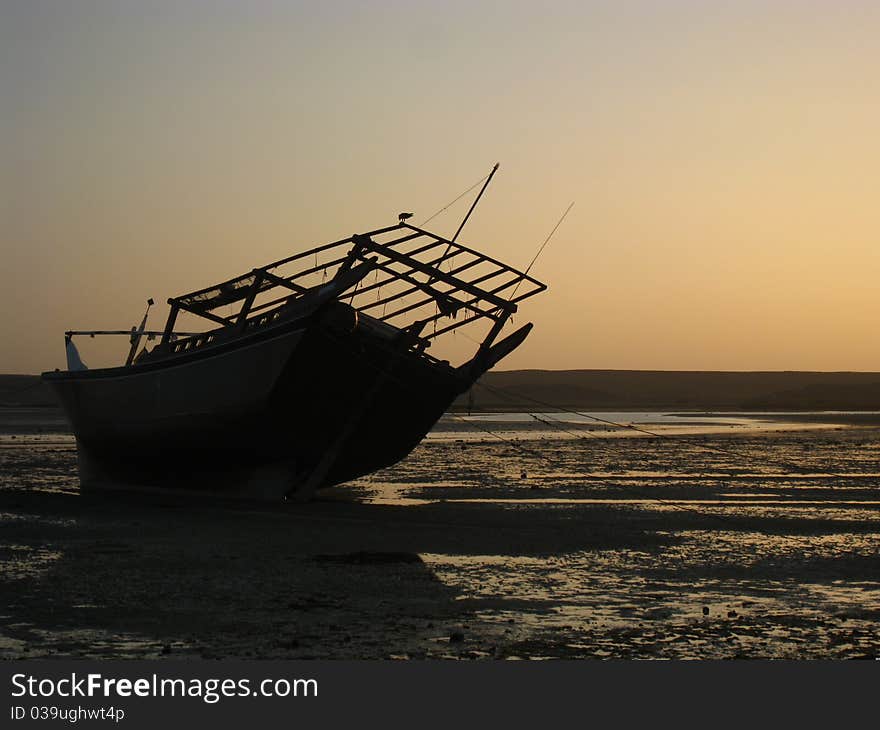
44;307;468;498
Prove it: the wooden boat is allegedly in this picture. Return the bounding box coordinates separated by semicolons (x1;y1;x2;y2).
42;213;545;500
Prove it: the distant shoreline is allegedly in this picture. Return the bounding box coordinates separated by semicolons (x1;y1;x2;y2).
455;368;880;412
5;370;880;413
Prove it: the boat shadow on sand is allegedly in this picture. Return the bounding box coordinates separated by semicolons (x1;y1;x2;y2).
1;488;878;659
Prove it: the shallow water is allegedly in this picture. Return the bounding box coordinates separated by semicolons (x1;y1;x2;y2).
1;408;879;658
344;424;880;658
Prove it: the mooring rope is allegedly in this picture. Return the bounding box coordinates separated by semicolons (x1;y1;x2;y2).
315;328;780;520
444;410;743;522
318;318;880;520
471;380;875;486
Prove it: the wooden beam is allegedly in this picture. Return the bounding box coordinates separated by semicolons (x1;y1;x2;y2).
161;301;180;345
175;302;233;328
353;234;515;312
236;271;266;331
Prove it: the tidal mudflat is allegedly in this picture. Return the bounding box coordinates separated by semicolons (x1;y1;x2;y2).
1;409;879;659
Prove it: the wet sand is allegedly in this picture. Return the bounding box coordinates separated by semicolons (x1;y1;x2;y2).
1;412;879;659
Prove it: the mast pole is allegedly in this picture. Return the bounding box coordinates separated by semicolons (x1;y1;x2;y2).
451;162;499;243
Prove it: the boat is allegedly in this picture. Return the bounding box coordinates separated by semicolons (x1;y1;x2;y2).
42;187;546;500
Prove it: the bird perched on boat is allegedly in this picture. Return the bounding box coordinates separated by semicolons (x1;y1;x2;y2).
398;212;414;223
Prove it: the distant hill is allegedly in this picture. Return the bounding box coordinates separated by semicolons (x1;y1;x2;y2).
0;375;57;407
5;370;880;412
454;369;880;411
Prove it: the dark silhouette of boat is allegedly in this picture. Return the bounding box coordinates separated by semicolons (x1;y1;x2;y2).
42;216;546;499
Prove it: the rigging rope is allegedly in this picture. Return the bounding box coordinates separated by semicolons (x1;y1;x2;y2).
419;172;493;227
510;201;574;300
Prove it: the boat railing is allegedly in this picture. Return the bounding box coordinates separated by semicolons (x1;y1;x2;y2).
161;222;546;357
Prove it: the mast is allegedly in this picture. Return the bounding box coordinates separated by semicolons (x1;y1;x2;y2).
427;163;500;286
125;298;154;366
452;162;499;242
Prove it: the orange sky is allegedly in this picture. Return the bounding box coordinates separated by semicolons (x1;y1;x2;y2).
3;1;879;373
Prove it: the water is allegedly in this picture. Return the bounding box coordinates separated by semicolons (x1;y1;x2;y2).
428;410;860;441
2;406;880;658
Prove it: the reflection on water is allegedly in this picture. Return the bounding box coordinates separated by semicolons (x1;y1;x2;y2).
0;436;79;495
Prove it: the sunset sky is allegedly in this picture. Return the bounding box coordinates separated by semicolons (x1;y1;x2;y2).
3;1;879;373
